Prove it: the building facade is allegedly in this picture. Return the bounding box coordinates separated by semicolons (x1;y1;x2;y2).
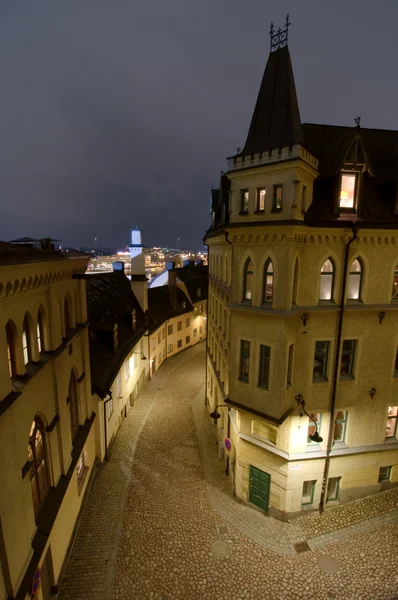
0;242;95;599
205;28;398;518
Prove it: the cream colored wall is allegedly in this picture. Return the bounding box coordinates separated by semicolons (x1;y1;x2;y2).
155;303;207;362
0;257;94;595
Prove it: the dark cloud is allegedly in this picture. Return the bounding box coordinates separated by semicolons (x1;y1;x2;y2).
0;1;397;248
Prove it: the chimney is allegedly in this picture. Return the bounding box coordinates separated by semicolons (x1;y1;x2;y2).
168;268;177;310
112;261;125;273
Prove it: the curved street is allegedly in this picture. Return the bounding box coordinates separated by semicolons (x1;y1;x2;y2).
58;342;398;600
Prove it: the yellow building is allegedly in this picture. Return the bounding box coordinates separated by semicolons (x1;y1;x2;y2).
0;241;95;599
148;263;207;375
205;25;398;518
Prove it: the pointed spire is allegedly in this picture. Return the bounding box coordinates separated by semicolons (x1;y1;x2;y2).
242;43;303;155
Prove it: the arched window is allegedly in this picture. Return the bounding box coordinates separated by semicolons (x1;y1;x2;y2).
22;314;33;365
28;418;49;515
292;258;299;306
243;259;253;303
319;258;335;301
263;259;274;304
37;309;45;354
392;264;398;300
5;320;17;377
347;258;363;300
64;298;70;335
69;372;79;440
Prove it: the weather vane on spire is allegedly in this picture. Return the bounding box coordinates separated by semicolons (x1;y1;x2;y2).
270;14;290;53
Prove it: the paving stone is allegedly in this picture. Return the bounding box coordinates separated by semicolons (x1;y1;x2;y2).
57;343;398;600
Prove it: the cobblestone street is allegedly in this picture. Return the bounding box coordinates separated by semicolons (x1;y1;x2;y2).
58;343;398;600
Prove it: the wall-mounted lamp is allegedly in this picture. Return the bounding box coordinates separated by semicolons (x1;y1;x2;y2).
133;352;147;360
295;394;323;443
369;387;377;400
209;404;230;420
378;311;386;325
301;313;309;327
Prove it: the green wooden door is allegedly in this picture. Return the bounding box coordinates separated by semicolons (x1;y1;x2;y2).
249;465;270;512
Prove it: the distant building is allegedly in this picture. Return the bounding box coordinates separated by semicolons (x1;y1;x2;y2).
205;21;398;517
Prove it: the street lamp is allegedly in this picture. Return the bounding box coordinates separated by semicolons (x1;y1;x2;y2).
295;394;323;443
133;352;147;360
209;404;229;420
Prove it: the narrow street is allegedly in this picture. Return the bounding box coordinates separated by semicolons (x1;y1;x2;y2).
58;342;398;600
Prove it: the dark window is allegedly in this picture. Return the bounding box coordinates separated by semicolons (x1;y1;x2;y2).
333;411;348;443
320;258;334;301
114;324;118;350
239;340;250;382
168;324;173;335
327;477;341;501
395;349;398;377
292;259;299;305
64;298;71;334
258;344;271;389
240;189;249;213
186;336;190;344
313;341;329;380
301;185;307;213
69;372;79;440
379;466;392;482
347;259;362;300
272;184;283;210
286;344;294;388
257;187;266;211
5;320;17;377
28;418;49;516
243;259;253;303
340;340;356;377
177;321;182;331
22;315;32;365
177;339;182;348
186;318;190;327
262;259;273;304
392;264;398;300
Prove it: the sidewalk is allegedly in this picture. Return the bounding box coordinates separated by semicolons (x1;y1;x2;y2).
193;386;398;555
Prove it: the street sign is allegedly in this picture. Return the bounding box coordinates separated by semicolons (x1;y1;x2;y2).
224;438;231;453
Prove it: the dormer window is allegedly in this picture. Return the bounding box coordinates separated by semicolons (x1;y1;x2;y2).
339;173;357;212
113;324;118;350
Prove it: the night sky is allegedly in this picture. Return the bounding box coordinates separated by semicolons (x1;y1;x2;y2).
1;1;397;250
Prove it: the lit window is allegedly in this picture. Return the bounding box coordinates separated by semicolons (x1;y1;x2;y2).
313;341;329;380
340;340;356;377
167;343;173;353
272;184;283;210
239;340;250;382
262;259;273;304
339;174;356;210
308;413;321;444
301;480;316;505
28;418;49;515
243;259;253;303
193;328;198;337
240;189;249;213
258;344;271;389
386;406;398;438
107;397;113;420
347;259;362;300
319;259;334;301
22;317;31;365
327;477;341;501
132;310;137;332
333;411;348;443
37;315;43;354
257;188;266;211
392;264;398;300
379;466;392;482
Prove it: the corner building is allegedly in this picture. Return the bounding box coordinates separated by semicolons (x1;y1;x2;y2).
205;36;398;518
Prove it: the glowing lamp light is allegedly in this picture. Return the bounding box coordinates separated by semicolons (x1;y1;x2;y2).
340;190;349;200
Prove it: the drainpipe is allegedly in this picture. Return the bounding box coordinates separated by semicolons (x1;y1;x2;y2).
103;391;113;461
319;224;359;513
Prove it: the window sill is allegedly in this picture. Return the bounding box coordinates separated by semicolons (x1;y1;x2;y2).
254;209;265;214
339;375;355;381
384;437;397;444
257;384;269;392
238;378;249;384
332;441;347;449
271;208;282;213
242;299;252;306
306;443;322;452
238;211;249;216
346;299;363;304
312;376;328;383
318;300;336;305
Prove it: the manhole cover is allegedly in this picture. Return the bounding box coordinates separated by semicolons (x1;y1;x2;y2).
210;540;230;558
317;554;340;574
294;541;310;553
